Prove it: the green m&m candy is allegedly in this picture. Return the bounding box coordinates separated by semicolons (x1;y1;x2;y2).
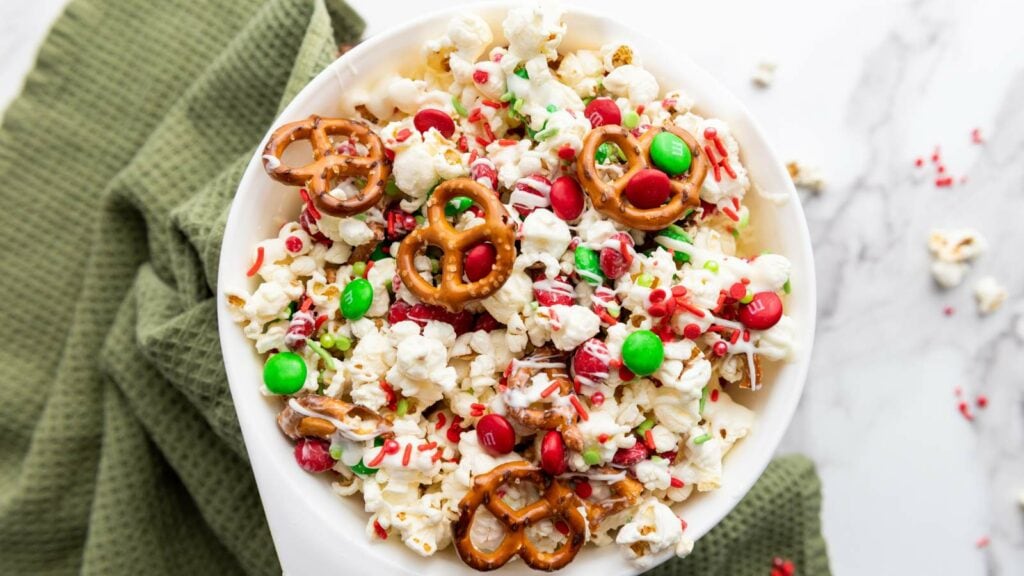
445;196;473;217
582;447;602;466
650;131;692;176
341;278;373;319
574;246;604;286
621;330;664;376
263;352;307;395
657;224;693;263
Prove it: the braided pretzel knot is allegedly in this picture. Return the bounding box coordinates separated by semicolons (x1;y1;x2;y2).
262;115;389;217
576;125;708;231
506;350;584;452
453;462;589;571
396;178;516;310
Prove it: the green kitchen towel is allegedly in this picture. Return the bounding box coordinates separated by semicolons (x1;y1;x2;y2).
0;0;830;574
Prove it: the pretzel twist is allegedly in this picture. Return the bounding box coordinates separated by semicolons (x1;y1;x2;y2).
576;125;708;230
262;115;389;217
505;350;584;452
396;178;516;310
452;462;588;571
277;395;388;440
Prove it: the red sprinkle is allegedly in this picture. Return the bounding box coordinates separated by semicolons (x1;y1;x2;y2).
958;401;974;422
540;380;562;398
670;477;685;488
712;341;728;356
313;314;328;332
680;518;688;531
435;412;447;430
729;283;747;300
298;188;322;220
402;444;412;466
569;395;589;421
597;433;610;444
557;145;577;161
481;99;502;109
497;138;517;146
470;403;486;416
395;128;412;142
418;441;437;451
432;448;444;462
285;235;303;253
703;127;717;140
591;391;605;406
710;389;720;402
472;69;490;84
971;128;984;144
976;535;990;548
447;415;464;443
644;429;656;450
683;323;702;340
976;395;988;408
722;206;739;221
373;520;388;540
914;157;924;167
246;246;265;277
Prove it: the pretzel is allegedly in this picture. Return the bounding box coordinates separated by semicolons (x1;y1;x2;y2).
579;468;644;531
396;178;516;310
738;354;763;391
277;395;389;441
262;115;389;217
576;125;708;231
505;349;584;452
452;462;588;571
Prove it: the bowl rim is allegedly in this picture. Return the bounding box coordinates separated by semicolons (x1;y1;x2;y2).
217;2;817;574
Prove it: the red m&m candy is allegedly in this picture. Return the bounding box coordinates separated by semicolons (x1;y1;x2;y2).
540;430;567;475
738;291;783;330
413;108;456;138
294;438;335;473
464;243;496;282
584;98;621;128
476;413;515;455
549;175;585;221
624;169;671;209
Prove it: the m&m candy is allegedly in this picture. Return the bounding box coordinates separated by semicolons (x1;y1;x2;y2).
341;278;373;319
621;330;664;376
263;351;307;395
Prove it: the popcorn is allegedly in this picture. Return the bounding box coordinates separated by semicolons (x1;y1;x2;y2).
974;276;1008;314
928;228;987;288
229;3;797;566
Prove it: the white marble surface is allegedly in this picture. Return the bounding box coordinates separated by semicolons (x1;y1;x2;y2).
3;0;1023;574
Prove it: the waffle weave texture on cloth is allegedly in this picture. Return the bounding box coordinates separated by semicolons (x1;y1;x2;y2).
0;0;830;574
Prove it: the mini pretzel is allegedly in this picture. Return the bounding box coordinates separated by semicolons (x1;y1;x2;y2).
579;468;644;531
452;462;589;571
738;354;763;391
506;349;584;452
263;115;389;217
277;395;388;440
396;178;516;310
576;125;708;231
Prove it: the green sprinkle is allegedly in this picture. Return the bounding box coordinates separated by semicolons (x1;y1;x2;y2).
335;336;352;351
385;180;401;197
354;178;367;189
445;196;474;217
703;261;719;273
582;96;595;106
693;433;712;445
500;91;515;102
451;95;468;117
682;208;696;221
623;110;640;129
636;273;654;287
306;340;336;371
514;66;529;79
699;386;709;415
740;291;754;304
320;333;336;349
651;455;664;463
329;444;343;460
635;418;655;435
546;104;559;113
582;447;602;466
351;261;366;278
738;209;750;229
513;98;524;114
534;127;559;141
415;215;426;225
396;398;409;417
430;259;440;274
783;279;792;294
350;459;377;476
606;303;621;318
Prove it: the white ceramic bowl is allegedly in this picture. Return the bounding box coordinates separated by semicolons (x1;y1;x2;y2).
217;2;816;574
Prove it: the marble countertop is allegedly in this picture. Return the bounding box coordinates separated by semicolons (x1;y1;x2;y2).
3;0;1022;574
